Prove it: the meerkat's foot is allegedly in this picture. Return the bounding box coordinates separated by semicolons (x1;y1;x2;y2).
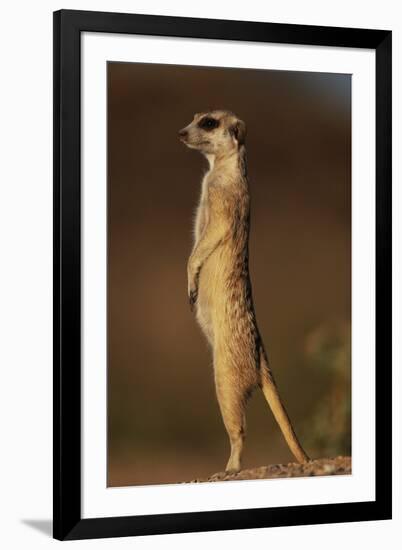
225;458;241;474
208;456;242;481
225;467;241;475
208;471;228;481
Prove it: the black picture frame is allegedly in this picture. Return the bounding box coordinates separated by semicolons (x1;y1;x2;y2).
53;9;392;541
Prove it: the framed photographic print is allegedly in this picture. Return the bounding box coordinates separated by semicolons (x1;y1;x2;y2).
53;9;392;540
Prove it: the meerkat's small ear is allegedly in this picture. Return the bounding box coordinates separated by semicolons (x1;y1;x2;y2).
230;119;246;146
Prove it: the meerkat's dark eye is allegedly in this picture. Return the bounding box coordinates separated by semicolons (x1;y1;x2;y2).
198;117;219;131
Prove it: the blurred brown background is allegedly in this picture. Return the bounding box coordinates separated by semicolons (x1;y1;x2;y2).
107;62;351;487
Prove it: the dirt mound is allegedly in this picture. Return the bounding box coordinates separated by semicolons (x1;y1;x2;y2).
188;456;351;483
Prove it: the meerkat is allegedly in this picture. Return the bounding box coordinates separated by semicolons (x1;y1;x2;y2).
179;110;309;473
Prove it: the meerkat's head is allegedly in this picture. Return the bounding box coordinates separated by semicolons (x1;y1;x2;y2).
178;110;246;158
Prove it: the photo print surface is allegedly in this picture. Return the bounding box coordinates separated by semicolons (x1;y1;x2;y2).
107;61;351;487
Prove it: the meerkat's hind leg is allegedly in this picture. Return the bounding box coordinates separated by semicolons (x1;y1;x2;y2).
225;408;246;474
215;376;248;473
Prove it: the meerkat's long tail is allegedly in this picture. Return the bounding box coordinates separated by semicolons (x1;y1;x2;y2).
259;348;310;464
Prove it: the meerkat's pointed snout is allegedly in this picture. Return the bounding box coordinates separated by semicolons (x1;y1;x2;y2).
178;128;188;142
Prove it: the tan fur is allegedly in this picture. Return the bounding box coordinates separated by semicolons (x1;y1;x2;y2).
179;110;309;472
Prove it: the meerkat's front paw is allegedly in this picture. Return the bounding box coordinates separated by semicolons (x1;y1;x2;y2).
188;286;198;311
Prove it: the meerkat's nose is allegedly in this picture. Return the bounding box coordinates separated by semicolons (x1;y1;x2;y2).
178;128;188;140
